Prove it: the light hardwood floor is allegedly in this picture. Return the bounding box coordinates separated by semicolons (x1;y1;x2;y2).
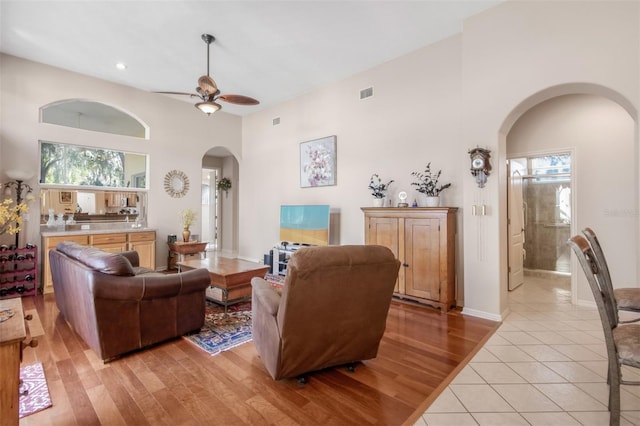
19;294;498;425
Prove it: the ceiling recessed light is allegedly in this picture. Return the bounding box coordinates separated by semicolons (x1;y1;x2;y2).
115;62;127;70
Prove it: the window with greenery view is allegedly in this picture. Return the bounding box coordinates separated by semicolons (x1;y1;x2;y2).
40;141;147;188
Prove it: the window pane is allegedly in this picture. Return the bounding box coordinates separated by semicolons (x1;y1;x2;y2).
40;141;147;189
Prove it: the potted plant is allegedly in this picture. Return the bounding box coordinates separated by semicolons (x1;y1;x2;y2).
411;163;451;207
368;174;394;207
216;177;232;197
179;208;197;242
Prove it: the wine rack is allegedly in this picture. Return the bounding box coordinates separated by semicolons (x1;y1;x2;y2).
0;244;37;299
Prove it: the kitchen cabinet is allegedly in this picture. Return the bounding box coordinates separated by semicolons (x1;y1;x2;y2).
104;192;137;208
41;230;156;293
42;234;89;294
362;207;457;312
89;233;127;253
128;231;156;270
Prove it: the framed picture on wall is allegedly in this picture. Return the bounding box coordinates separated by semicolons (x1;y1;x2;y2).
59;191;72;204
300;135;337;188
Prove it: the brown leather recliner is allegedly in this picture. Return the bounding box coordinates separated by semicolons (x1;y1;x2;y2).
50;241;211;362
251;245;400;380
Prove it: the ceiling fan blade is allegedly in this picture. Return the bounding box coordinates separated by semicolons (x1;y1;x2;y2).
218;94;260;106
198;75;218;95
155;91;200;99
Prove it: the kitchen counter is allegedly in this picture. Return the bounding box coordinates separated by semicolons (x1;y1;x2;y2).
41;228;157;293
41;225;156;237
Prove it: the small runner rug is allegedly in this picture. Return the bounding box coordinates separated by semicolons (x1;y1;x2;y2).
183;301;252;356
19;362;52;418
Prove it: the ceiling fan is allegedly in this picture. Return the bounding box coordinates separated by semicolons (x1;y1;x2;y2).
156;34;259;115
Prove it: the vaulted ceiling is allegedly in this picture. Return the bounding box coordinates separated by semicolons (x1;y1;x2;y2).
1;1;501;115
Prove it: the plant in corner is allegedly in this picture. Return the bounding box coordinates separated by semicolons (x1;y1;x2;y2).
216;177;232;197
411;163;451;206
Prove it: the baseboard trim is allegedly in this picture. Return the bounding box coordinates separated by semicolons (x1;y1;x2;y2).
461;307;503;322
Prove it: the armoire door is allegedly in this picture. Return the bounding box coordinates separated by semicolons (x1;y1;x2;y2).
366;217;402;292
404;218;440;301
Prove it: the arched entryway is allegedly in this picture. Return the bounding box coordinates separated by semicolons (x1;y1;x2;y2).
500;84;637;311
202;147;239;257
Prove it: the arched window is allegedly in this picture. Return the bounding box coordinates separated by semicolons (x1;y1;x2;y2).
41;99;148;138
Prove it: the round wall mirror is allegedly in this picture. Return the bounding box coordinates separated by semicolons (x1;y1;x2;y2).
164;170;189;198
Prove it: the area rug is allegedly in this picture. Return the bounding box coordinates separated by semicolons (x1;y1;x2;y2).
183;301;252;356
19;362;52;418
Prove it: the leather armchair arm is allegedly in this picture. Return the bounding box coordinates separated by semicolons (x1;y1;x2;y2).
251;277;281;316
140;268;211;299
120;250;140;267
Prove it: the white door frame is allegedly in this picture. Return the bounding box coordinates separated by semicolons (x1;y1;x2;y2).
506;148;577;303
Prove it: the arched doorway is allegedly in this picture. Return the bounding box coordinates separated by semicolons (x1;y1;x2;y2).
202;147;239;257
501;85;637;309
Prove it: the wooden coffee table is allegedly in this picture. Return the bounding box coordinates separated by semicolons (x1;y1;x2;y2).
177;257;270;313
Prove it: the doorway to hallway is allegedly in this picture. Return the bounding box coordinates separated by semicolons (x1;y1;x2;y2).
201;168;219;251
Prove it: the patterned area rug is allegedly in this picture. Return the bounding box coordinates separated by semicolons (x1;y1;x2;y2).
183;301;252;356
19;362;52;418
264;273;285;285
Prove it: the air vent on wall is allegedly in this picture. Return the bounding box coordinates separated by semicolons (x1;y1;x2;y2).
272;117;280;126
360;87;374;100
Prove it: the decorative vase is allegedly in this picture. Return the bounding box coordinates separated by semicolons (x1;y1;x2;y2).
372;198;385;207
425;196;440;207
419;195;440;207
182;228;191;242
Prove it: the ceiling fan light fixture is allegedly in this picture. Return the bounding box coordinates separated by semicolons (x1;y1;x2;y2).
195;101;221;115
155;33;259;112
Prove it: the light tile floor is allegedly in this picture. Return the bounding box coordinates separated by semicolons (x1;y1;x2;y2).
415;275;640;426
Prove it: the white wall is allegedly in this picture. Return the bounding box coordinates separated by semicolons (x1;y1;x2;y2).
461;0;638;319
507;94;636;302
240;34;467;303
0;54;242;268
241;0;639;318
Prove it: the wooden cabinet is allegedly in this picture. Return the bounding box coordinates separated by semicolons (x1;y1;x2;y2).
42;234;89;294
41;231;156;293
0;297;36;426
128;231;156;270
362;207;458;312
90;233;127;253
104;192;137;208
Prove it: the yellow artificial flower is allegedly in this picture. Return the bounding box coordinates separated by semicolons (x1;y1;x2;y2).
0;198;28;235
179;208;197;229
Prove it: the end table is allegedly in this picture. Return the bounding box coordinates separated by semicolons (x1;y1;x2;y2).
167;241;208;271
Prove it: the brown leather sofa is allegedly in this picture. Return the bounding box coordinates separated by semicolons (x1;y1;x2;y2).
49;241;211;362
251;245;400;380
